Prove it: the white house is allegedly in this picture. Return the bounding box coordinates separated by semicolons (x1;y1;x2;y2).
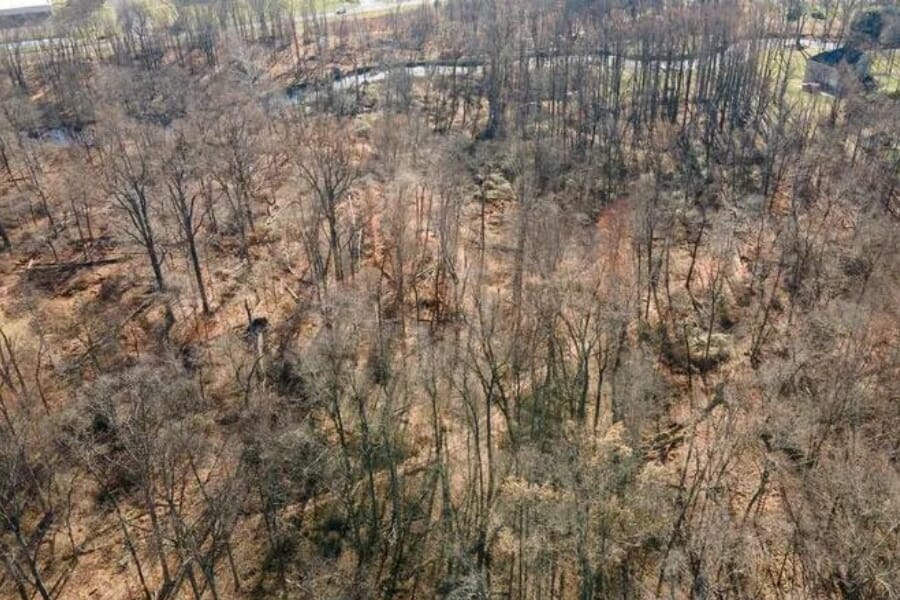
0;0;53;19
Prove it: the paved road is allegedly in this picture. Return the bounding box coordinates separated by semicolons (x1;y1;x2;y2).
338;0;430;16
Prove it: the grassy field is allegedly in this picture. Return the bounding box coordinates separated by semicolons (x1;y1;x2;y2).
869;51;900;95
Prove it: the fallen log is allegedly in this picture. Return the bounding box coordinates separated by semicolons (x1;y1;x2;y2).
24;257;125;273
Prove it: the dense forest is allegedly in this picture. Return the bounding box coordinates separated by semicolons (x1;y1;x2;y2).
0;0;898;598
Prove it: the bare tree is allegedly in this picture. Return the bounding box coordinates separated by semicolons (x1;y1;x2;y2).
99;124;168;294
292;116;360;284
161;129;212;314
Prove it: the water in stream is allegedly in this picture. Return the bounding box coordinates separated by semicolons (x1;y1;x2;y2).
287;36;841;103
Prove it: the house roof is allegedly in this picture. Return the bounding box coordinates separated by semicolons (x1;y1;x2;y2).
0;0;52;16
810;47;865;66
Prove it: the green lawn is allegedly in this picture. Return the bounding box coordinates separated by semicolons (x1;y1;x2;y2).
869;51;900;95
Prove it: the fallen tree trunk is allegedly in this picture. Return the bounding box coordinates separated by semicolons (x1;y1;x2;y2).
25;257;125;272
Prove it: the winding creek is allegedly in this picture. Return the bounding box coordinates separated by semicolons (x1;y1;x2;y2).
285;36;839;101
